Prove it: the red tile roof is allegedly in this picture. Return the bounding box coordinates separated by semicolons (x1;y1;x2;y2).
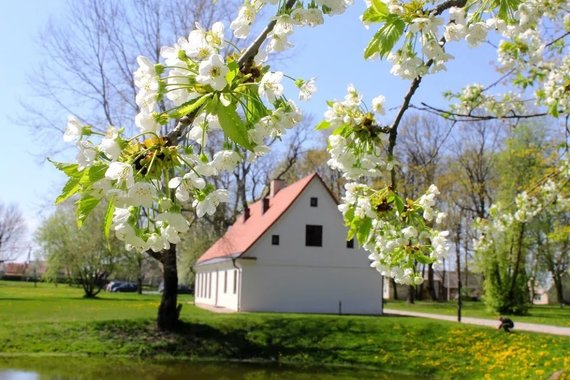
196;173;319;265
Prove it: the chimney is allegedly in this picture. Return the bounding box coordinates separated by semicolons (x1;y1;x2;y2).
262;197;270;214
243;207;250;222
270;179;286;198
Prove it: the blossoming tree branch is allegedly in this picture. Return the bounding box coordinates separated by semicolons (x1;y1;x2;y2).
53;0;569;329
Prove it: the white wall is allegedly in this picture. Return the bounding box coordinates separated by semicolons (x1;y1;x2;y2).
194;261;240;311
240;178;383;315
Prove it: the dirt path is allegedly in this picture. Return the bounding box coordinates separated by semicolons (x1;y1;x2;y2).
383;308;570;336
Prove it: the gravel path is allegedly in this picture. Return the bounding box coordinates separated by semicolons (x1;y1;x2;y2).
383;308;570;336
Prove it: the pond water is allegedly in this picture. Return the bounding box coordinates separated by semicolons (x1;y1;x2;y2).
0;357;426;380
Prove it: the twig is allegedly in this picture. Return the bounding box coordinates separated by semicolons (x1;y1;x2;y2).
238;0;298;68
432;0;468;15
386;0;471;189
412;102;549;121
167;0;299;145
387;62;431;189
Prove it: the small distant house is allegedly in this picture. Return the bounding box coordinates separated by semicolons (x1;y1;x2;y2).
193;173;383;315
0;261;46;281
383;271;483;301
533;275;570;305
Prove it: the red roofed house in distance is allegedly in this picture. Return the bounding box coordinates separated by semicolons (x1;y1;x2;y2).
193;173;383;315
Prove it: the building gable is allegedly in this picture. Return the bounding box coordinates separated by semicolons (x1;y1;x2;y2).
196;173;325;265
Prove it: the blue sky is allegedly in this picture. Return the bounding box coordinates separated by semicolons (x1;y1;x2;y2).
0;1;497;259
0;1;68;248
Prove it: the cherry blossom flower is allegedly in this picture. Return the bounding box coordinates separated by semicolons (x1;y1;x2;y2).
64;115;84;142
259;71;284;102
196;54;228;91
127;182;156;208
105;162;134;188
193;189;228;217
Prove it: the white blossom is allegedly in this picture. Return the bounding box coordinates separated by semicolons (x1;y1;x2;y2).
127;182;156;208
193;189;228;217
106;162;134;188
259;71;284;102
196;54;228;91
64;115;84;142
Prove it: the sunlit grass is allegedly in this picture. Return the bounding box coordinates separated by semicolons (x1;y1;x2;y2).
1;281;569;379
384;299;570;326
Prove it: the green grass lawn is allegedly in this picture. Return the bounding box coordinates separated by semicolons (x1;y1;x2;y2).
384;299;570;327
1;280;569;379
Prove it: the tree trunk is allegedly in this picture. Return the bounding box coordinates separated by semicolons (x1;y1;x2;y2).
406;284;415;304
157;244;181;331
508;223;526;302
427;263;436;301
441;258;446;301
554;274;564;305
391;277;398;300
137;276;143;295
455;221;462;322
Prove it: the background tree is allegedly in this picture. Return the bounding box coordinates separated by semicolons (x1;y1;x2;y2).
26;0;238;147
475;124;559;314
397;114;452;302
0;202;27;264
35;202;128;298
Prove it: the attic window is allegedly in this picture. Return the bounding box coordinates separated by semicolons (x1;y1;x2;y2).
272;235;280;245
310;197;318;207
346;238;354;249
305;225;323;247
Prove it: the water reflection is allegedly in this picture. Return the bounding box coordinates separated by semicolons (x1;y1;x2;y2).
0;357;424;380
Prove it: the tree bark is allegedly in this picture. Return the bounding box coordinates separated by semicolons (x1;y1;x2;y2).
157;244;181;331
406;284;415;304
427;263;436;301
554;274;564;305
508;223;526;302
455;221;462;322
391;277;398;300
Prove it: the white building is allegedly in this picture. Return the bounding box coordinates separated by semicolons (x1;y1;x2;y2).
193;173;383;315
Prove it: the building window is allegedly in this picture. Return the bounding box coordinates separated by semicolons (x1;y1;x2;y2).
310;197;318;207
198;274;202;298
233;270;238;294
224;271;228;294
196;274;200;298
305;225;323;247
207;273;211;299
346;238;355;249
272;235;280;245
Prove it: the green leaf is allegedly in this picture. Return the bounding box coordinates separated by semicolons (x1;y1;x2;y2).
244;87;269;125
81;164;108;186
50;159;81;177
364;15;405;59
56;176;83;204
212;97;254;151
371;0;389;15
76;196;101;227
315;120;331;131
364;34;381;60
226;60;240;84
362;0;389;23
415;253;433;265
169;94;211;119
393;194;405;214
51;160;84;204
103;198;115;241
356;217;372;245
494;0;520;21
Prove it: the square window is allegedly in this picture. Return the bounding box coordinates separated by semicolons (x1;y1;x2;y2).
272;235;280;245
346;238;354;249
305;225;323;247
310;197;318;207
